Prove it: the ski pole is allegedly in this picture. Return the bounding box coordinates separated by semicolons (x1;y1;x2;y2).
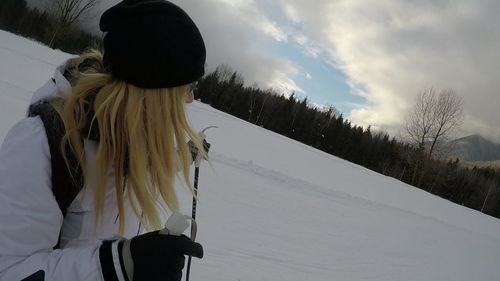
185;165;199;281
186;126;217;281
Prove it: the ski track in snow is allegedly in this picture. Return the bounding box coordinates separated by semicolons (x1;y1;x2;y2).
211;152;500;243
0;44;61;68
0;79;32;99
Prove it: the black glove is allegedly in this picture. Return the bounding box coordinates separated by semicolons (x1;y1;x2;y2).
129;232;203;281
188;139;211;162
100;232;203;281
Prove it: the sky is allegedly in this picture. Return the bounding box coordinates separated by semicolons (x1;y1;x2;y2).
29;0;500;142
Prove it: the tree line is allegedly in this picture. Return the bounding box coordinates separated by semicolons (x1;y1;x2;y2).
2;0;499;219
196;66;500;219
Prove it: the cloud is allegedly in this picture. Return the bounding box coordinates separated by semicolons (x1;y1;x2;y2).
269;66;304;95
275;0;500;141
305;73;312;80
282;2;302;24
209;0;288;42
169;0;299;92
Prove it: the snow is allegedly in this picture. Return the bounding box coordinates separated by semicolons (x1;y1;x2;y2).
2;29;500;281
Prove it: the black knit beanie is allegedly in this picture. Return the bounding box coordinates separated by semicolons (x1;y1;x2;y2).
99;0;206;88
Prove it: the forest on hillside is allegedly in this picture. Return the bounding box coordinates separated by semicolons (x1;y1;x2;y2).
2;0;500;219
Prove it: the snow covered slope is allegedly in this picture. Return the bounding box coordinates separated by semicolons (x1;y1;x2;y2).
2;30;500;281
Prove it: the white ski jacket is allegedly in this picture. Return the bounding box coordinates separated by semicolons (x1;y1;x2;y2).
0;61;141;281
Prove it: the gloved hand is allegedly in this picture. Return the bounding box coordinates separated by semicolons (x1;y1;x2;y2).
119;232;203;281
188;139;211;162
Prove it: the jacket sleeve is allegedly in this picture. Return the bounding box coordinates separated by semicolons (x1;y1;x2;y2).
0;117;126;281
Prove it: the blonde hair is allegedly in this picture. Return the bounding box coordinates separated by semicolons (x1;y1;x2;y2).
55;50;206;233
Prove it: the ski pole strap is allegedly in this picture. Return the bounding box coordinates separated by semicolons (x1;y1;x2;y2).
188;139;209;167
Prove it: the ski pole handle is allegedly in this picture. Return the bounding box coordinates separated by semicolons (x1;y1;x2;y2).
159;211;198;241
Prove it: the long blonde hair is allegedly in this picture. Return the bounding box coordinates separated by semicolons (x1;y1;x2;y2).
55;50;206;232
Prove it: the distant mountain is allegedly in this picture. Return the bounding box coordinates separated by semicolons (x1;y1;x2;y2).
450;135;500;161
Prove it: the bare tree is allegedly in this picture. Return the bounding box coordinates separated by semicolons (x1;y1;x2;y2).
255;92;269;125
214;64;236;83
48;0;100;46
406;88;464;159
406;88;438;151
53;0;98;25
428;89;464;158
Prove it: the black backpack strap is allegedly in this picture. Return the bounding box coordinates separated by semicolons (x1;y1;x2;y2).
28;101;84;218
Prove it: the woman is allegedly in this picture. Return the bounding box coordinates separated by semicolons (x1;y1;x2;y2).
0;0;207;280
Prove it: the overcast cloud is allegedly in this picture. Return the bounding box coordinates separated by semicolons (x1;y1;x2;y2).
30;0;500;142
